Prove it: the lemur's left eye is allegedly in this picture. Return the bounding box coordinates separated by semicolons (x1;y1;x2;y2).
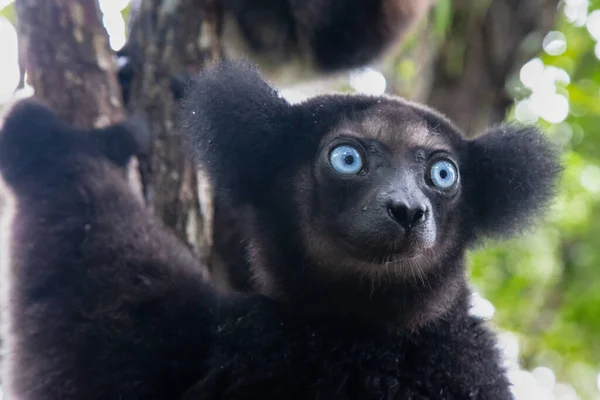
329;145;363;175
429;160;458;189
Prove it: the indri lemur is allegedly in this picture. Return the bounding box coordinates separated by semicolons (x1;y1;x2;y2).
118;0;436;289
118;0;435;102
0;61;560;399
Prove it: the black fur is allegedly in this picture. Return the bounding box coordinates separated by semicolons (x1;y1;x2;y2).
222;0;432;73
0;100;148;173
185;61;562;292
464;125;560;239
0;62;560;399
0;100;212;399
118;0;433;103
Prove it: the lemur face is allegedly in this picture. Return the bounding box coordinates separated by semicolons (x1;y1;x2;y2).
184;61;560;292
294;103;465;278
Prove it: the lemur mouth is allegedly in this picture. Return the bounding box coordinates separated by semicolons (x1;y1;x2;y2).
337;234;425;265
373;249;423;264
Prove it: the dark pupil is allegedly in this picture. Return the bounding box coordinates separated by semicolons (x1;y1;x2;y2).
439;169;448;179
344;155;355;165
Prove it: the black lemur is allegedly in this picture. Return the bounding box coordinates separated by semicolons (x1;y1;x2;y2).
118;0;436;288
118;0;435;103
0;61;560;399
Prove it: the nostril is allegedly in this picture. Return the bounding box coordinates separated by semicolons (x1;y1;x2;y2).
411;209;426;227
387;200;427;230
387;203;408;226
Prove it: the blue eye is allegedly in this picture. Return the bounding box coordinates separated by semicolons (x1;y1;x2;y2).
329;145;363;175
430;160;458;189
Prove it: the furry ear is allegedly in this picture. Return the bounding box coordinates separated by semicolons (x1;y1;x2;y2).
464;125;562;239
0;99;77;188
181;60;293;203
89;113;150;167
0;99;145;194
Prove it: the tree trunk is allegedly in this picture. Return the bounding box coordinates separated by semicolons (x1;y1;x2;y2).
123;0;221;264
15;0;124;129
426;0;559;136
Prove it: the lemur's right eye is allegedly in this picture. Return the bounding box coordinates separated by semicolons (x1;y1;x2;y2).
329;145;363;175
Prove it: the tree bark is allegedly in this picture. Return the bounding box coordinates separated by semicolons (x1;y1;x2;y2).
426;0;559;136
124;0;220;262
15;0;124;129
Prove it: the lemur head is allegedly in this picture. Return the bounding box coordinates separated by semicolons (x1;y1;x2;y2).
0;99;149;203
183;61;561;324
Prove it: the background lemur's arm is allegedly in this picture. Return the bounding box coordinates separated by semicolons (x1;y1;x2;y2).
118;0;434;103
0;101;215;399
224;0;432;73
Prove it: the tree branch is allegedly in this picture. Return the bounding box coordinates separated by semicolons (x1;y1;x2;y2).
15;0;123;129
426;0;559;136
125;0;220;263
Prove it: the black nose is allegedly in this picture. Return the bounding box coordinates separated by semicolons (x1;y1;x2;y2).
386;200;427;230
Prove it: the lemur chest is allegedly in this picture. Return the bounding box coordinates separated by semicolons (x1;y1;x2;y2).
188;323;475;400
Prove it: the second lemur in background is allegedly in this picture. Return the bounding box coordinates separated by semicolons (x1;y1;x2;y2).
118;0;435;102
218;0;434;83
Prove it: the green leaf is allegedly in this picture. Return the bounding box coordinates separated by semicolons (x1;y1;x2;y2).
0;1;15;24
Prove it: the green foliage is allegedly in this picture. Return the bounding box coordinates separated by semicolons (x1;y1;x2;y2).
0;1;15;24
432;0;453;41
121;2;131;36
468;5;600;399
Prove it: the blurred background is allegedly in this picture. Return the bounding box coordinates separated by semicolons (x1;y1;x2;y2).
1;0;599;398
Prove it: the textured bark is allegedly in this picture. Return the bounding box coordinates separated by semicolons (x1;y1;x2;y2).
125;0;220;262
15;0;124;129
426;0;559;137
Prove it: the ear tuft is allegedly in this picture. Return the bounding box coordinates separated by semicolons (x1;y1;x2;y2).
0;99;73;184
0;98;64;146
180;60;292;203
89;113;151;167
0;99;146;194
464;124;562;240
